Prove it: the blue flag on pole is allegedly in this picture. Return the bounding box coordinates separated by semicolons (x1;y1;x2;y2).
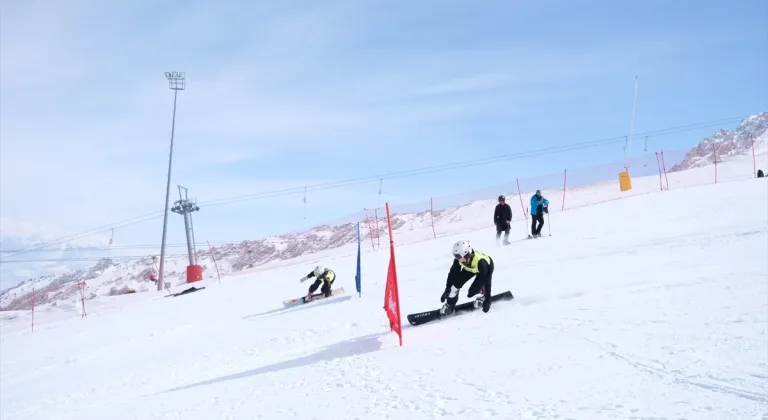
355;222;361;297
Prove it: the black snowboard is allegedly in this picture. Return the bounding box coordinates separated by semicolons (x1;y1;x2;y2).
406;291;514;326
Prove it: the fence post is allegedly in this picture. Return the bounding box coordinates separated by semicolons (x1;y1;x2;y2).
364;209;376;251
713;142;718;184
660;151;669;190
655;152;663;191
374;208;381;250
430;197;437;239
78;281;87;318
31;287;35;333
561;169;567;211
751;135;757;177
206;241;222;284
515;178;529;236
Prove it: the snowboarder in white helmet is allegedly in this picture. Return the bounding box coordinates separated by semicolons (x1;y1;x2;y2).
439;240;494;315
299;265;336;301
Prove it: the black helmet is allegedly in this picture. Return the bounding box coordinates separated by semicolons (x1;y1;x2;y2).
498;195;505;202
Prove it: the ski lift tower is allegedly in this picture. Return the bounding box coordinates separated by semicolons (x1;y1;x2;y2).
171;185;203;283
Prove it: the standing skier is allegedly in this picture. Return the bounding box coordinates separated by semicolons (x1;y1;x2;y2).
494;195;512;245
439;240;493;315
530;189;549;237
299;265;336;301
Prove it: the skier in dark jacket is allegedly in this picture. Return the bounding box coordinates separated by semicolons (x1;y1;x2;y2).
493;195;512;245
299;265;336;301
439;240;493;315
530;190;549;237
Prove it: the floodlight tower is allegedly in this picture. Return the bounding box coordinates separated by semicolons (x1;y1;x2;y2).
157;71;186;291
624;76;639;171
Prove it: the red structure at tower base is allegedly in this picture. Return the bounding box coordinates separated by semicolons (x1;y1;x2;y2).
186;265;203;283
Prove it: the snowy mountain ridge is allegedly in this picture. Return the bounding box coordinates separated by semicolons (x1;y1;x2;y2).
0;217;112;292
0;211;428;311
669;112;768;172
2;114;766;312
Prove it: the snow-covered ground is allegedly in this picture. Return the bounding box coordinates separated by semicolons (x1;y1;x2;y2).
3;148;765;312
1;155;767;419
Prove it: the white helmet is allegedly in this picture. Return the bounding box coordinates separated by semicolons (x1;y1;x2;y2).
451;240;473;260
313;265;326;276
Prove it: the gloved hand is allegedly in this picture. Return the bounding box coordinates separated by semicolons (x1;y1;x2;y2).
440;286;451;302
482;296;491;313
299;276;308;283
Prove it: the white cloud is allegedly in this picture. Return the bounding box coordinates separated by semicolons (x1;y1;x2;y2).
0;217;110;247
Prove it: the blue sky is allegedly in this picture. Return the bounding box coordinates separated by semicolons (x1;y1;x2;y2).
1;0;766;263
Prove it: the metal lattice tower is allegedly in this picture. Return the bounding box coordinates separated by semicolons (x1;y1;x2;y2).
171;185;200;266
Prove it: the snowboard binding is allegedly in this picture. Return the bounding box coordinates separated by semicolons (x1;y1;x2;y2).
439;301;456;315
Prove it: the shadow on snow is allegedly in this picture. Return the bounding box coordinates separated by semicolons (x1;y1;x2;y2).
242;295;353;321
159;331;387;394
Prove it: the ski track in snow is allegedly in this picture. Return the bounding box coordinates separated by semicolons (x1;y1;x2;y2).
1;171;767;419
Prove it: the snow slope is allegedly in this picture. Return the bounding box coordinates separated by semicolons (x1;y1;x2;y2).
1;165;767;419
3;147;765;311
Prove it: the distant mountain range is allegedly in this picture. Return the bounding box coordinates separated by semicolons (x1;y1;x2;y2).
2;111;766;311
669;112;768;172
0;217;111;291
0;211;429;311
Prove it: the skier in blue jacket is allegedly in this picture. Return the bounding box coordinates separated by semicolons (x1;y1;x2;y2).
529;190;549;237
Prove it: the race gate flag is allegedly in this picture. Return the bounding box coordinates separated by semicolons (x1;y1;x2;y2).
383;203;403;346
355;221;362;297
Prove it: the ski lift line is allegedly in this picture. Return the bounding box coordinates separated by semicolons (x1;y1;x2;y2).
201;138;630;208
1;243;204;253
0;254;191;264
1;236;340;254
2;115;750;257
198;116;746;208
0;212;167;260
4;115;749;258
200;128;698;208
5;116;749;256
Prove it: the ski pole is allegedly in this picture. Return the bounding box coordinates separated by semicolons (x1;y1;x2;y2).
547;211;552;236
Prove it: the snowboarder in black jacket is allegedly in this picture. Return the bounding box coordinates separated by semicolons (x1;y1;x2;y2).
494;195;512;245
440;240;494;315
